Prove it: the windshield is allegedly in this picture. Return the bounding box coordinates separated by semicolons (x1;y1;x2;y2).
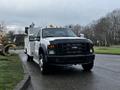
42;28;77;38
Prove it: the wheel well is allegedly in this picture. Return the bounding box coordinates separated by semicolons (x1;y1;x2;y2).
39;47;44;55
39;47;47;63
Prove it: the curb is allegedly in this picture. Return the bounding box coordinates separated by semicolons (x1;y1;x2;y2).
14;54;32;90
14;75;31;90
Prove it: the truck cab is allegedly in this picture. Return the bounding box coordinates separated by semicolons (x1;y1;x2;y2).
24;25;95;74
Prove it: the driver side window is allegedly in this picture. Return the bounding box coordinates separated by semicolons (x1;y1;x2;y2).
36;31;40;41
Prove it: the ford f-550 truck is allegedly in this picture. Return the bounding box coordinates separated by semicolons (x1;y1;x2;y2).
24;24;95;74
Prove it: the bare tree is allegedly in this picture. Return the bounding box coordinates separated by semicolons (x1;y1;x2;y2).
82;9;120;46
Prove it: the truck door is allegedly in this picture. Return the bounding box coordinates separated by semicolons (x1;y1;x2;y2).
34;31;41;61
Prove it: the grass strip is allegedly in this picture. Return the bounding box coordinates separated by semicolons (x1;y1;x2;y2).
0;54;24;90
94;47;120;55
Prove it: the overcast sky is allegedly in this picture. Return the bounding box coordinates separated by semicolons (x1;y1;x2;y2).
0;0;120;28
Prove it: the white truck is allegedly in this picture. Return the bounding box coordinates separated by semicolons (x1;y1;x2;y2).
24;24;95;74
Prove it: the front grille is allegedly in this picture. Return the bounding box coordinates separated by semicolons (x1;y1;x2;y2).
56;43;90;55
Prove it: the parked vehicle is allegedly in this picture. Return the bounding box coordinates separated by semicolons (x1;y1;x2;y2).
0;31;16;56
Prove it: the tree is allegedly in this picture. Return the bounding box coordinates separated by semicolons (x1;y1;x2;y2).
66;24;82;36
82;9;120;46
0;22;8;45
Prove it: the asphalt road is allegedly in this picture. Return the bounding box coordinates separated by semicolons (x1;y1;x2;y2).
18;51;120;90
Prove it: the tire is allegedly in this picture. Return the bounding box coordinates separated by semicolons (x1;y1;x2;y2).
39;53;48;74
27;55;33;62
82;61;94;71
24;49;27;54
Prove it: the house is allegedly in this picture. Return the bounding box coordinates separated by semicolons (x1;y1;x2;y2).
14;34;25;46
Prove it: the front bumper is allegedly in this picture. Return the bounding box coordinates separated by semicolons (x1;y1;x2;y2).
46;54;95;64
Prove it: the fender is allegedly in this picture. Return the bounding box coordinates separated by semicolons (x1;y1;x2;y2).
39;44;48;55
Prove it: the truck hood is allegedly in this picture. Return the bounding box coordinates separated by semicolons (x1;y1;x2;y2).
43;37;93;44
44;37;86;42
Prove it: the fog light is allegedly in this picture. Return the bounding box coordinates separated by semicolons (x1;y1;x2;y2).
49;50;55;54
90;48;93;53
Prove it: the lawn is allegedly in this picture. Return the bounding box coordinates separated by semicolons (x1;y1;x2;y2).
94;46;120;55
0;54;24;90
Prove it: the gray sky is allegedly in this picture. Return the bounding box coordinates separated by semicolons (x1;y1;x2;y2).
0;0;120;28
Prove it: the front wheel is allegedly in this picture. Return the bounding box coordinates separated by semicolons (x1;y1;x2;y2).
39;53;48;74
82;62;94;71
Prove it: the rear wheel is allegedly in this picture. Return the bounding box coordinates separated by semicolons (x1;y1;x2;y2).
82;61;94;71
24;49;27;54
39;53;48;74
27;55;33;62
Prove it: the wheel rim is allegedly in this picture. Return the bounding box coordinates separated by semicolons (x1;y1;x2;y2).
39;54;44;71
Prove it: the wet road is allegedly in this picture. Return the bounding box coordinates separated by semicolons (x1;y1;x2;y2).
18;51;120;90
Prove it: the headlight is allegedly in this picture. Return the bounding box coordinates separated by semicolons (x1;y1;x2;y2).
48;44;57;54
48;44;56;49
90;48;94;53
48;50;55;54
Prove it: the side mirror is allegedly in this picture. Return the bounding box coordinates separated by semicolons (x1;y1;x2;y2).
79;34;85;38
